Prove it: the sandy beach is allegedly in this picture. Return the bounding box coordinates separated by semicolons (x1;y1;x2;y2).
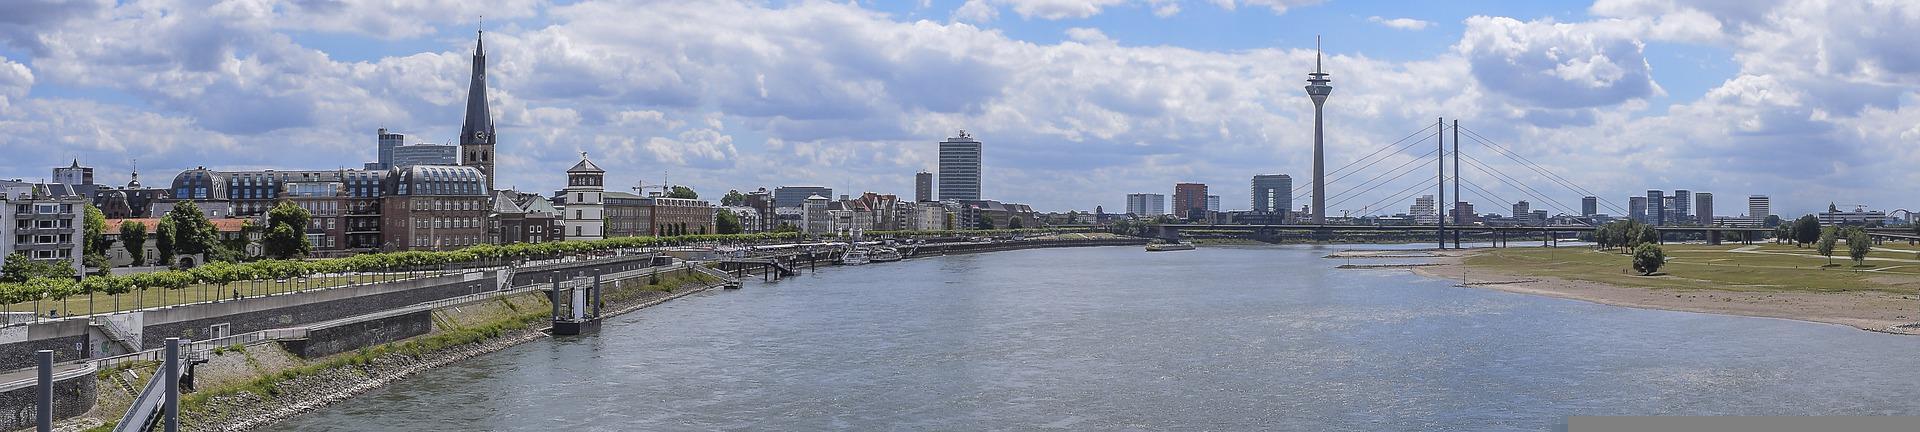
1410;249;1920;335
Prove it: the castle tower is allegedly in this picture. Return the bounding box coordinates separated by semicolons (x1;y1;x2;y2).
561;152;606;240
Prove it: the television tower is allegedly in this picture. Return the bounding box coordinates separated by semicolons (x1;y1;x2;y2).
1304;36;1334;224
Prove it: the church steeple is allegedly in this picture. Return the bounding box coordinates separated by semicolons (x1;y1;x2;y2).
459;29;496;192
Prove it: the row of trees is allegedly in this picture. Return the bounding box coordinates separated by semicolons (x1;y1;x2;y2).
0;231;806;311
1814;225;1874;266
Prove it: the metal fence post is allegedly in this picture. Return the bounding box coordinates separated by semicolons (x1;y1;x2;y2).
36;350;51;432
164;338;180;432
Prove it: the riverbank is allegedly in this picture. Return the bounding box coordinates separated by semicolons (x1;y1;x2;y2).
54;267;727;432
1409;247;1920;335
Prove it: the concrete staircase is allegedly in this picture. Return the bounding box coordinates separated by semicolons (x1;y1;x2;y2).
90;317;141;354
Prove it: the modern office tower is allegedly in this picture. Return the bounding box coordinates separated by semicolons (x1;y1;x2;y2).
1629;196;1647;223
1582;196;1597;217
774;186;833;208
1173;183;1208;219
1207;195;1221;213
938;130;982;201
1662;197;1677;225
1695;192;1713;225
459;30;497;192
1251;174;1293;214
1304;37;1334;224
1673;190;1692;223
1749;195;1771;222
1126;193;1166;217
1411;195;1437;225
1452;202;1475;224
375;128;405;169
390;144;457;169
915;171;933;202
1512;201;1530;220
1646;190;1664;225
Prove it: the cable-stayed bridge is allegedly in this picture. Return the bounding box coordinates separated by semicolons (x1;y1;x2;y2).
1154;118;1772;247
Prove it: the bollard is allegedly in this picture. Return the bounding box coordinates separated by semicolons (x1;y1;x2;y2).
36;350;51;432
164;338;180;432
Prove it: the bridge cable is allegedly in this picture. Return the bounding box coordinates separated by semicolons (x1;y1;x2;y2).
1289;123;1440;197
1325;147;1440;204
1458;155;1585;221
1351;173;1446;218
1326;152;1437;209
1458;126;1629;215
1310;129;1442;197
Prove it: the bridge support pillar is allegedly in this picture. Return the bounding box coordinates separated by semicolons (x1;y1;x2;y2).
1708;230;1721;245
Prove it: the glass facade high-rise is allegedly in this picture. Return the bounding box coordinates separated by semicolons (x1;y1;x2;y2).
1125;193;1165;216
1581;196;1598;217
915;172;933;202
1251;174;1292;214
1629;196;1647;223
774;186;833;208
1646;190;1664;225
937;131;982;201
1695;192;1713;225
1673;190;1692;223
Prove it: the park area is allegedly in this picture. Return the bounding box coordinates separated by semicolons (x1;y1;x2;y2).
1464;242;1920;294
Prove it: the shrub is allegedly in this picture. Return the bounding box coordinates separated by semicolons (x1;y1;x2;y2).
1632;244;1666;275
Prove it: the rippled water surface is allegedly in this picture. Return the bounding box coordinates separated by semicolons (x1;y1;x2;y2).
271;245;1920;431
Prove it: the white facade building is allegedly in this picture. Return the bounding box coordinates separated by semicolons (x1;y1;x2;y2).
559;153;606;240
1410;195;1437;225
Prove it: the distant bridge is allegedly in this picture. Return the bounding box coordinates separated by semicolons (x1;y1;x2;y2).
1147;224;1774;246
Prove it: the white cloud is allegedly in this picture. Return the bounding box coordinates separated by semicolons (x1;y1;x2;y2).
1367;16;1432;31
0;56;32;113
955;0;1315;21
0;0;1917;216
1455;16;1660;110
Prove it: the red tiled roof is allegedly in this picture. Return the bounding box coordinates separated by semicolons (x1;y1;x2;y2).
106;218;251;233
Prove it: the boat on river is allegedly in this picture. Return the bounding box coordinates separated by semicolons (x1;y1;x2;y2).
840;246;872;265
871;247;903;263
1146;242;1196;252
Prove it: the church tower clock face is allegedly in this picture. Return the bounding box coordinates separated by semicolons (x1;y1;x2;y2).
473;131;487;142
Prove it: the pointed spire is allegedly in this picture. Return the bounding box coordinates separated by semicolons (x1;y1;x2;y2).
1315;35;1322;74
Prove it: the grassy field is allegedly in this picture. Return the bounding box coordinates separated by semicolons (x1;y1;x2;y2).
1464;243;1920;294
2;272;437;319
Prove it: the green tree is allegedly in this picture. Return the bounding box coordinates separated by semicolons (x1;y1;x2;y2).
155;218;177;266
667;185;698;199
974;214;994;230
167;201;219;257
263;200;313;259
1847;228;1872;266
1631;244;1666;275
715;210;743;234
1816;226;1838;265
1793;215;1821;247
1;253;74;282
83;203;111;257
1008;217;1024;229
120;221;148;267
720;190;746;206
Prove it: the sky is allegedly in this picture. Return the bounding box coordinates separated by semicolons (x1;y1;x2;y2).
1;0;1918;218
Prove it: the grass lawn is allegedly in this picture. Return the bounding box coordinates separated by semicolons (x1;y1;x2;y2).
2;272;438;319
1464;243;1920;294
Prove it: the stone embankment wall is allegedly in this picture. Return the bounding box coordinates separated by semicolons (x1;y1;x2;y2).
0;363;94;431
176;266;722;431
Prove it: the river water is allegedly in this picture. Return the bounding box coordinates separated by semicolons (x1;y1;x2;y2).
271;245;1920;431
